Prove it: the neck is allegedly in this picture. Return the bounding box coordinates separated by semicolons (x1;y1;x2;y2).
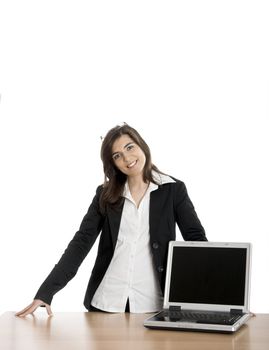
127;174;148;191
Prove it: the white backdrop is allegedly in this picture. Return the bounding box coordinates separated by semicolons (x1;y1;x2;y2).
0;1;268;315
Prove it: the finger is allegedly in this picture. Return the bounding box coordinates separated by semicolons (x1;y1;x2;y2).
16;300;44;317
18;304;39;317
15;302;35;316
45;304;53;316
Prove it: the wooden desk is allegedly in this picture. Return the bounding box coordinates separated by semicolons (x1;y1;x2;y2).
1;312;268;350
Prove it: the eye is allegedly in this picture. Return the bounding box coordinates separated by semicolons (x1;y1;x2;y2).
112;153;121;161
126;144;134;151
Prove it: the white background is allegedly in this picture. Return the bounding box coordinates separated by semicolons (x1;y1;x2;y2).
0;1;268;315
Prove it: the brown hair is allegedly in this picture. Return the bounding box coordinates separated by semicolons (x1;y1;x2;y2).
99;123;162;211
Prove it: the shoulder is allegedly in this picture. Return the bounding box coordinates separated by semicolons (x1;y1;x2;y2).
91;184;104;200
153;171;183;186
161;177;190;204
153;173;187;198
167;175;184;186
158;173;186;189
96;184;104;193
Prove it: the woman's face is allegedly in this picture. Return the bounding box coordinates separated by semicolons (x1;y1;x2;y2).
111;134;146;178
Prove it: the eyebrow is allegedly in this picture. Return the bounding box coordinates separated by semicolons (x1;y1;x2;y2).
112;142;134;157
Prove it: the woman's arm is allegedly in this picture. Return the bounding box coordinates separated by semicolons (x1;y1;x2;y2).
16;185;105;316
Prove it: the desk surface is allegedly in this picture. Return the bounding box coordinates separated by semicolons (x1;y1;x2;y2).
1;312;268;350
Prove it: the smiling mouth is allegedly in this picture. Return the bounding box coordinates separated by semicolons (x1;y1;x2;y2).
127;160;137;168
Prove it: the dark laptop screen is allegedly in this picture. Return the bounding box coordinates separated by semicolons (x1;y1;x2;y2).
169;247;247;306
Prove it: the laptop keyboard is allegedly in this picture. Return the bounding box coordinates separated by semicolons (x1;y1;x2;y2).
161;310;242;325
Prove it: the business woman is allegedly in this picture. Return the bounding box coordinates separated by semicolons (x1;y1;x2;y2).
16;123;207;317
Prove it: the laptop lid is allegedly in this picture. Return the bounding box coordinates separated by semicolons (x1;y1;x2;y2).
163;241;251;313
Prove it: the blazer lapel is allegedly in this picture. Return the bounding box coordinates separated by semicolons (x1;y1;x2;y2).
107;184;167;248
149;187;165;237
107;201;124;250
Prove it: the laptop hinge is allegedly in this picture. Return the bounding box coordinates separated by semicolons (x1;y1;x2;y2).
169;306;181;312
230;308;243;315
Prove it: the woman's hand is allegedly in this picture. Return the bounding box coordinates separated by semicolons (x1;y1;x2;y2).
15;299;53;317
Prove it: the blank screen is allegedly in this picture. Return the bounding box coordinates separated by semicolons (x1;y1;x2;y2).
169;247;246;305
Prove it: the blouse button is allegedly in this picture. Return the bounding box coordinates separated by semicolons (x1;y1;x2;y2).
152;242;159;249
158;266;164;272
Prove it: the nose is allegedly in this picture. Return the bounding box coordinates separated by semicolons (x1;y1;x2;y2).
122;153;130;162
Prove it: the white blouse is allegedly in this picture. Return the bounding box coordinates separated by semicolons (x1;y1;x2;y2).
91;172;175;313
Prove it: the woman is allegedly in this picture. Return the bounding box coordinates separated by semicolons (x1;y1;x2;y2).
16;123;207;317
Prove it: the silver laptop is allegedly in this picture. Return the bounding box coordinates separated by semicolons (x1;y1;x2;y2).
144;241;252;333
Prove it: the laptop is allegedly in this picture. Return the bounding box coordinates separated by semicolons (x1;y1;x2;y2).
144;241;252;333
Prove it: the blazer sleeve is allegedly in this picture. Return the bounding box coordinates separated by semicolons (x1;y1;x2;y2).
34;185;105;305
173;181;207;241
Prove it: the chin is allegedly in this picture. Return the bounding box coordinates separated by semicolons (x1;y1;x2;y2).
128;169;144;177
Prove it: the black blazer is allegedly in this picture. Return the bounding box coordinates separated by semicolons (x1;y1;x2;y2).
34;177;207;310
